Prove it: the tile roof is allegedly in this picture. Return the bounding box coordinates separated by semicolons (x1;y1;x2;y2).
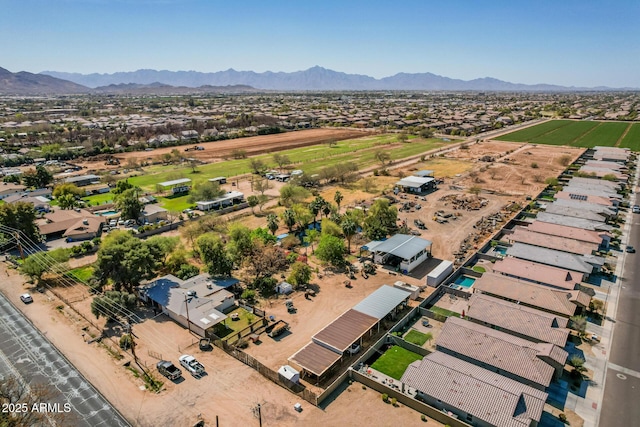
492;258;580;290
508;227;598;256
536;212;613;232
401;351;547;427
526;221;607;245
436;317;568;387
466;293;570;347
544;204;607;222
506;243;594;275
473;273;589;317
37;208;102;235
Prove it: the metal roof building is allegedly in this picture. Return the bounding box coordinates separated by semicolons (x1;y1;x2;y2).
368;234;432;273
158;178;192;187
395;176;436;193
402;351;547;427
506;242;600;276
352;285;411;319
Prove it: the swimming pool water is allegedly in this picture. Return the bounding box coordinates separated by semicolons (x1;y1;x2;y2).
454;276;476;288
494;246;507;255
97;210;118;216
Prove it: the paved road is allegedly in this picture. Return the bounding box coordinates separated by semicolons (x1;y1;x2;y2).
0;292;130;427
599;195;640;426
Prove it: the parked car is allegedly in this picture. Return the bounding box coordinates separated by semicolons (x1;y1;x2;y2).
626;245;635;253
179;354;205;376
633;205;640;213
20;293;33;304
157;360;182;380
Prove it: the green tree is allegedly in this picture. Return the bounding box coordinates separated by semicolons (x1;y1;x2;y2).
23;166;53;188
247;195;259;214
334;190;344;213
570;315;588;337
188;181;223;203
0;202;40;244
145;235;180;267
53;183;84;199
315;234;346;267
94;231;159;293
321;218;342;238
244;242;288;283
91;290;137;321
251;227;277;245
304;229;320;253
374;150;391;166
111;179;133;195
273;153;291;171
279;184;310;207
266;213;279;235
288;262;312;289
20;248;70;285
363;199;397;240
176;264;200;280
57;193;80;210
249;158;268;175
195;233;233;276
293;203;313;233
227;225;256;264
341;218;358;253
281;208;296;232
115;188;143;221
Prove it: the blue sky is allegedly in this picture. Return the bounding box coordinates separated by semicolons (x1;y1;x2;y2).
1;0;639;87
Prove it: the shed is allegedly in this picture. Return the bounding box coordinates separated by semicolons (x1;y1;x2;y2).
276;282;293;295
369;234;432;273
352;285;411;318
426;260;453;287
393;281;420;300
278;365;300;384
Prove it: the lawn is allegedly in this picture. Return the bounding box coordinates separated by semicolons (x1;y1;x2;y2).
68;266;94;283
620;123;640;151
403;330;432;346
83;192;115;206
215;307;258;339
496;120;636;149
471;266;486;273
156;194;194;212
370;345;423;380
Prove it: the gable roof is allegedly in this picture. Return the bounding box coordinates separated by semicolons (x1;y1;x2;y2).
526;221;607;245
401;351;547;427
312;309;378;353
535;212;613;232
473;272;588;317
506;243;594;275
369;234;432;260
492;257;581;290
508;227;598;256
466;293;570;347
436;317;567;387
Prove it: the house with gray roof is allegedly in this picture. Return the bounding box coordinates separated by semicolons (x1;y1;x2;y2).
506;243;598;277
550;198;617;217
402;351;547;427
535;212;613;232
473;273;590;318
466;293;570;347
436;317;568;390
544;204;609;222
566;176;623;191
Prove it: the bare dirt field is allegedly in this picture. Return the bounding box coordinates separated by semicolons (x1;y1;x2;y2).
447;140;585;196
115;128;372;162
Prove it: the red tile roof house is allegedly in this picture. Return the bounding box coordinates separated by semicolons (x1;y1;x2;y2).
472;272;590;318
465;293;570;347
504;227;599;256
436;317;568;391
525;221;611;250
491;258;582;291
402;351;547;427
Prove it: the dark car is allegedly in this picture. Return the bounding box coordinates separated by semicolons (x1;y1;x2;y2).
157;360;182;380
626;246;635;253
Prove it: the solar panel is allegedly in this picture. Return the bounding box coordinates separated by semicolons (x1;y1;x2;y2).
569;194;587;201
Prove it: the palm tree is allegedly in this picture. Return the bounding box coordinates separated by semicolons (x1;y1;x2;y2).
334;191;344;213
266;214;279;235
341;218;358;253
281;209;296;233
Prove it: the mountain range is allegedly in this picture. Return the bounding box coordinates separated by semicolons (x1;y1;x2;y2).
0;65;635;95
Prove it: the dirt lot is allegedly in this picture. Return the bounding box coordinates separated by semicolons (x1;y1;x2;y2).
447;140;585;196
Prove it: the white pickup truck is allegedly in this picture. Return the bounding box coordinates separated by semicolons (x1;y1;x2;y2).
179;354;205;376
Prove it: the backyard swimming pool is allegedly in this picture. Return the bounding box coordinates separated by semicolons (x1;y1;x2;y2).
494;246;507;255
96;210;118;216
453;276;476;289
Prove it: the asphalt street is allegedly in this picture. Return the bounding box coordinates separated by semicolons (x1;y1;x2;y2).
599;201;640;426
0;292;130;427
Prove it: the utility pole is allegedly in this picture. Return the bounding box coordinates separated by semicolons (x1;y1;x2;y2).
184;293;192;334
257;404;262;427
15;232;24;260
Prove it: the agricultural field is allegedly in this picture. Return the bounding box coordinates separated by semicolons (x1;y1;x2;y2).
496;120;639;149
620;123;640;151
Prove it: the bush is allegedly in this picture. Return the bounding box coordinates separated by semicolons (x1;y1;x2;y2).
236;339;249;349
381;393;389;403
119;334;133;350
390;397;397;406
241;289;256;303
421;415;427;422
531;162;539;168
559;413;567;423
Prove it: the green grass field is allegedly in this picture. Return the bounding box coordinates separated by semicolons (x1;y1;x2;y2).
497;120;640;150
620;123;640;151
68;266;94;282
127;134;454;192
83;192;114;206
370;345;423;380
